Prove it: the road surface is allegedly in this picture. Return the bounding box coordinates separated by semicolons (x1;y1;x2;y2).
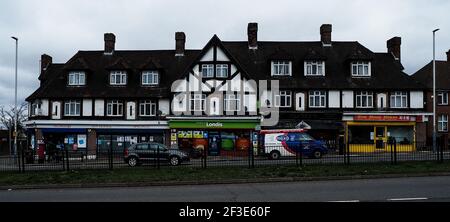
1;175;450;202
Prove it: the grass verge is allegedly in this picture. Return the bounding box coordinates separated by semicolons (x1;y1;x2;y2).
1;161;450;187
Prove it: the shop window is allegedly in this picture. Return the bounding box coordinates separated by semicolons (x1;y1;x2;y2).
348;126;374;144
387;126;414;144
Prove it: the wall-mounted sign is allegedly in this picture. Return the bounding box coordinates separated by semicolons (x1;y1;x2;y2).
354;115;413;122
169;120;260;129
171;133;177;141
178;131;193;138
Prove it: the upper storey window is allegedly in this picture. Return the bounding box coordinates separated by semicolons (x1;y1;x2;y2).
110;71;127;85
142;71;159;86
351;61;371;77
271;61;291;76
216;64;229;78
201;64;214;78
68;71;86;86
304;61;325;76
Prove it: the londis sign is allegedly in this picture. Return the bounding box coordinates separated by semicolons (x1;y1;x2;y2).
354;115;414;122
169;120;260;129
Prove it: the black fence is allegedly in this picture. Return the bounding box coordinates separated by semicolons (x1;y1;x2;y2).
0;139;448;174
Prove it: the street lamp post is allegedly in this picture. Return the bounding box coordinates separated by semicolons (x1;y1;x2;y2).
11;36;18;159
432;29;439;153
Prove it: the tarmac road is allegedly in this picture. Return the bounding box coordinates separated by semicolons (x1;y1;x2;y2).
2;175;450;202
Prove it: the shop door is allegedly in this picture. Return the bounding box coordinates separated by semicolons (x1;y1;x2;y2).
375;126;386;149
208;132;220;156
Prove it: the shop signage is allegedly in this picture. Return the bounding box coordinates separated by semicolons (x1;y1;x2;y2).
354;115;413;122
77;134;87;148
169;120;260;129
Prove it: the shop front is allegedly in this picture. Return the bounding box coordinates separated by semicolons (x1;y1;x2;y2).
343;113;430;153
168;117;260;157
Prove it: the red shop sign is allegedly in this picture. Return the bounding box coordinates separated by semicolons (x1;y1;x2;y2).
353;115;412;122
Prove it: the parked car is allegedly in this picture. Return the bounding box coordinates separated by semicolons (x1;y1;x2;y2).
124;142;190;167
263;132;328;159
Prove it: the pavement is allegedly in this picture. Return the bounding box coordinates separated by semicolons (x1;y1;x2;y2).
2;175;450;202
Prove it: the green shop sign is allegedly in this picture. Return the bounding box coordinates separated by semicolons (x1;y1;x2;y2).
169;119;260;129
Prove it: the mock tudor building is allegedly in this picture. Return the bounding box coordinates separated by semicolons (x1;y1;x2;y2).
25;23;431;157
412;50;450;149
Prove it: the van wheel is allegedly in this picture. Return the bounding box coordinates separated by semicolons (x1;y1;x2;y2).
169;156;180;166
312;150;322;159
269;151;281;160
128;157;138;167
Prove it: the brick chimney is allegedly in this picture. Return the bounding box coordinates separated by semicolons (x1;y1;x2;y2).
320;24;332;46
40;54;52;73
248;23;258;49
175;32;186;56
104;33;116;55
387;37;401;61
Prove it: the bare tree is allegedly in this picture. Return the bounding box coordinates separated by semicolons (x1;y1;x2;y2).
0;102;28;135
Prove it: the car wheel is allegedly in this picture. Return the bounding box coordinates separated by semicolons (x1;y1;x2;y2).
169;156;180;166
313;150;322;159
269;151;281;160
128;156;138;167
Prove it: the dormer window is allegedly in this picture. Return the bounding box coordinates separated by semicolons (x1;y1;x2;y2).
271;61;291;76
142;71;159;86
110;71;127;85
201;64;214;78
351;61;371;77
68;71;86;86
305;61;325;76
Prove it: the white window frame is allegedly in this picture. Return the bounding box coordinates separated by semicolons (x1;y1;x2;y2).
216;64;229;78
438;114;448;132
437;92;448;105
141;71;159;86
224;94;241;111
390;91;408;108
309;91;327;108
271;61;292;76
190;94;206;111
355;91;374;108
110;71;127;85
201;64;214;78
139;100;157;116
68;71;86;86
351;61;371;77
106;100;124;116
64;100;81;116
304;61;325;76
30;101;42;116
274;91;292;107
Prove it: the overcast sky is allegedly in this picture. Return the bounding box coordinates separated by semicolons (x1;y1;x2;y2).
0;0;449;108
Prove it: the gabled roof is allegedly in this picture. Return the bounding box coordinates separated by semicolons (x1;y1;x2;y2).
412;60;450;90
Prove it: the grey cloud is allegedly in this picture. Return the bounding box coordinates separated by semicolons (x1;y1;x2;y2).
0;0;449;107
